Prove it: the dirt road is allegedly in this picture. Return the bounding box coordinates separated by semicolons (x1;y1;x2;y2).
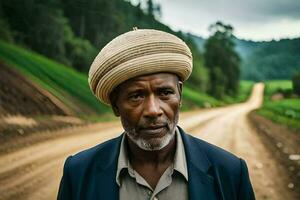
0;83;297;199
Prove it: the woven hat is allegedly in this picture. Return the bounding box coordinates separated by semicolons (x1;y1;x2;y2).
88;29;193;105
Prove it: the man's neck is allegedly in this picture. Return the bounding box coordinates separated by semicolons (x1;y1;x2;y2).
126;135;176;167
125;134;177;189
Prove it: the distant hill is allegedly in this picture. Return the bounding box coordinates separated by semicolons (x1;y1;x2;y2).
242;38;300;80
190;34;300;81
232;37;266;59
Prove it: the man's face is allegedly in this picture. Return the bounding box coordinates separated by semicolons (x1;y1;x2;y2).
113;73;182;151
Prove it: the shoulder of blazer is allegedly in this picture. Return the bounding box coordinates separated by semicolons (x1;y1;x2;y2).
65;134;123;179
179;126;250;199
179;126;243;178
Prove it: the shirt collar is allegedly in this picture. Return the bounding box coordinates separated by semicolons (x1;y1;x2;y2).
116;127;188;186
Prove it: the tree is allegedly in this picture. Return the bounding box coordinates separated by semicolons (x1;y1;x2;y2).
292;72;300;95
1;0;70;63
147;0;154;17
204;21;240;98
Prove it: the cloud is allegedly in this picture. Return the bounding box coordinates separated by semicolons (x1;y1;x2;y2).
153;0;300;40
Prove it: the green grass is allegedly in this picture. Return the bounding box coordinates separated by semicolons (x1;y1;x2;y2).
256;80;299;131
181;86;222;110
257;98;300;130
264;80;292;99
0;40;110;116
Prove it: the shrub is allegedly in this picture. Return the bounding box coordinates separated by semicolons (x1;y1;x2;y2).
292;72;300;95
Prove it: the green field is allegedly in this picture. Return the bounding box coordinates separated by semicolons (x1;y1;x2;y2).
264;80;292;99
257;80;300;131
181;87;222;110
258;99;300;130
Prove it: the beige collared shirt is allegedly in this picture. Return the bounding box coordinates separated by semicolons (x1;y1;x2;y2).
116;128;189;200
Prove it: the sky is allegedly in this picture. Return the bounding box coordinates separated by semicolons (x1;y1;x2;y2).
130;0;300;41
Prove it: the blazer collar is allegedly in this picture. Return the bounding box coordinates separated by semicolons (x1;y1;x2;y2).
178;126;212;173
178;126;219;200
93;134;123;200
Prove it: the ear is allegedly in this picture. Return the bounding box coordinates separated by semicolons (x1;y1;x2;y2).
178;81;183;106
111;104;120;117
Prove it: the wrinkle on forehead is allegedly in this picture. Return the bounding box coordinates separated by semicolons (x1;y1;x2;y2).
120;73;179;89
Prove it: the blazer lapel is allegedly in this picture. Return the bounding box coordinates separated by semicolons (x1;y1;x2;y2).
94;165;119;200
179;127;220;200
93;135;123;200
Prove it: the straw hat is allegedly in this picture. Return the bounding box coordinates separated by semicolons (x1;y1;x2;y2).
88;29;193;105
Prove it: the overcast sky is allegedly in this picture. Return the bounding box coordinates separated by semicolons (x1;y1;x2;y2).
131;0;300;41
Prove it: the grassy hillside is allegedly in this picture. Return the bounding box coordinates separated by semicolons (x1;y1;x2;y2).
0;40;229;119
257;80;300;131
0;40;111;119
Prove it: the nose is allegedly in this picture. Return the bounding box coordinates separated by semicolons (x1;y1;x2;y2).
143;94;163;119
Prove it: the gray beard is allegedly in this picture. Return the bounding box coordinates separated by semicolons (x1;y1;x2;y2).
122;113;179;151
125;127;176;151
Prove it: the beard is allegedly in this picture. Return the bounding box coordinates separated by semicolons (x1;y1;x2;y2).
121;113;179;151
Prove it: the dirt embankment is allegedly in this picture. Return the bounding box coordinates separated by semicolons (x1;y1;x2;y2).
0;62;85;155
0;62;71;116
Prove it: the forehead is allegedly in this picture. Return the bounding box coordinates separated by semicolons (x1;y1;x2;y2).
118;73;179;89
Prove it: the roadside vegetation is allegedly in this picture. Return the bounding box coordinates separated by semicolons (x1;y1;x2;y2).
257;80;300;131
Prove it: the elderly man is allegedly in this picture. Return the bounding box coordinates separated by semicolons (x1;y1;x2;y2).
57;29;255;200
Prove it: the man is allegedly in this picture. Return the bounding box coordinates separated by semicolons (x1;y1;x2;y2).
57;29;255;200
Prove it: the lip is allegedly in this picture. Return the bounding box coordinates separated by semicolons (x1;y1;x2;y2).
139;125;166;136
142;124;165;129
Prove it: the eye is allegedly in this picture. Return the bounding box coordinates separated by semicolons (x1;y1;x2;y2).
159;89;174;97
128;93;144;101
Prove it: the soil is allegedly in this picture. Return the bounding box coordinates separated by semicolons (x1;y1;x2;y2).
0;62;72;116
0;62;88;154
249;111;300;198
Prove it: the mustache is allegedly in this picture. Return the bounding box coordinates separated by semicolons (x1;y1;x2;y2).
137;119;171;130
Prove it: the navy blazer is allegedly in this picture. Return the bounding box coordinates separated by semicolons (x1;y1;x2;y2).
58;126;255;200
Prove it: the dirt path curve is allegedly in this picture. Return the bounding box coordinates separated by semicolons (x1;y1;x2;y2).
0;83;296;200
189;83;297;200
